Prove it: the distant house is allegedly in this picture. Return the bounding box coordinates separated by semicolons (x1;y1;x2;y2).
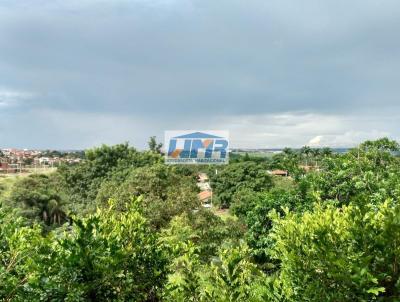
1;163;20;173
269;169;288;177
36;157;54;166
198;190;212;204
197;172;212;208
0;162;9;173
197;173;209;183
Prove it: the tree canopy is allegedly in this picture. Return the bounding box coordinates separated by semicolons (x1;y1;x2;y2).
1;138;400;301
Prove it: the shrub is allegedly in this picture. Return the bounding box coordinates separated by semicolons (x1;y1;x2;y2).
269;200;400;301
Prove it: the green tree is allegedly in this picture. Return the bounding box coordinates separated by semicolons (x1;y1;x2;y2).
37;199;169;301
58;143;162;214
270;149;302;178
96;164;199;229
8;174;67;227
230;188;262;219
148;136;163;154
321;147;333;157
23;157;34;165
300;145;312;166
164;243;268;302
160;209;245;262
245;190;306;265
0;206;48;301
301;138;400;206
269;200;400;301
211;162;273;208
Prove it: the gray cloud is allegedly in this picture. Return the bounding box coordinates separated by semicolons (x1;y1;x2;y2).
0;0;400;148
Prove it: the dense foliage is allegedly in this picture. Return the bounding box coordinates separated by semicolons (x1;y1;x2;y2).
210;161;273;208
8;174;67;228
1;137;400;301
0;199;167;301
95;164;199;229
269;200;400;301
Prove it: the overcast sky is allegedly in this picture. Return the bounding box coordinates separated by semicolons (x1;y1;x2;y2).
0;0;399;149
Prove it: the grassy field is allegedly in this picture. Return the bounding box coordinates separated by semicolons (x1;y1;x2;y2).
0;175;19;200
232;151;276;158
0;168;57;201
26;167;57;174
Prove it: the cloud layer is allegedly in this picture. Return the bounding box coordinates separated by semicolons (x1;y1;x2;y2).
0;0;399;149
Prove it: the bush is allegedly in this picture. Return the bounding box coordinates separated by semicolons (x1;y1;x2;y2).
211;162;273;208
245;190;305;265
96;164;200;229
0;206;50;301
160;209;245;262
8;174;67;228
269;200;400;301
0;199;169;301
163;243;269;302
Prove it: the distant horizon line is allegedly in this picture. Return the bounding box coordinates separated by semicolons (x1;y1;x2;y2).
0;146;354;152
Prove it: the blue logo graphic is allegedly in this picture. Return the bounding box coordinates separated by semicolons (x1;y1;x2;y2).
165;131;229;164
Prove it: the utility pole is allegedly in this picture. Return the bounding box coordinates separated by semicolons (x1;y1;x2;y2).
211;168;218;209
